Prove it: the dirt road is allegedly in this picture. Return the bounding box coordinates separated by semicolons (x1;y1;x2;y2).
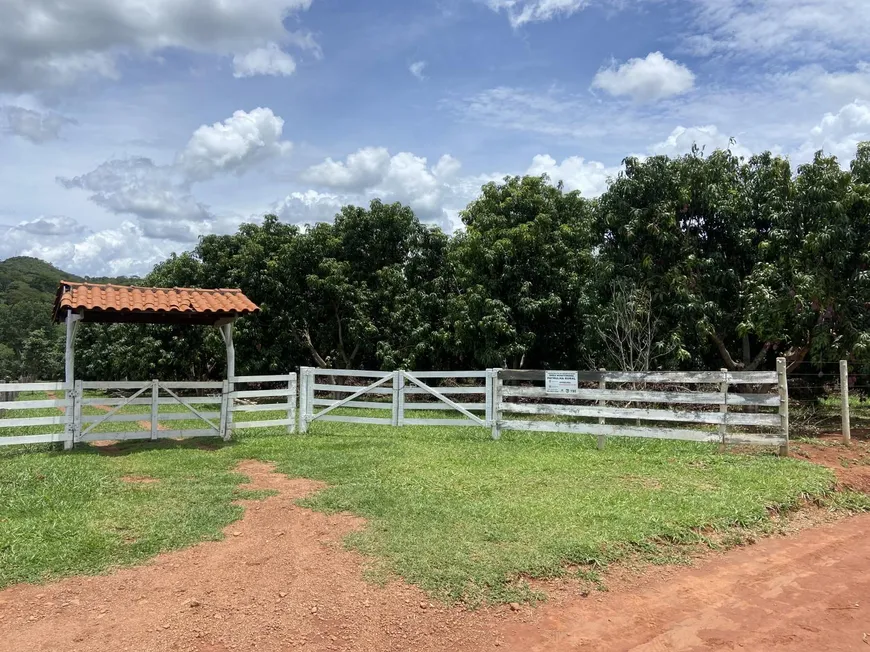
1;455;868;652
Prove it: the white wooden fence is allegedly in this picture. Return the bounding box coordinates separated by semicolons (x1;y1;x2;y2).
495;361;788;453
0;374;296;449
0;364;790;453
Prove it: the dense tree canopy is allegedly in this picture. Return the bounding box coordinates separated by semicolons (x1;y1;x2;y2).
4;142;870;381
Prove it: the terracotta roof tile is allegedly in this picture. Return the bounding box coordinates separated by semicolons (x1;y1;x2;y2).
54;281;259;323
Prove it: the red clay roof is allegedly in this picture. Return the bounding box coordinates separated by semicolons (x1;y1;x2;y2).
54;281;259;324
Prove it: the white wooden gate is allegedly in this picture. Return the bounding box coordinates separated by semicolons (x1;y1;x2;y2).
298;368;494;430
77;380;226;443
399;371;491;427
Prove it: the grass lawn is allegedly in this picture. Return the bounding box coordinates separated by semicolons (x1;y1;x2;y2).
0;418;861;604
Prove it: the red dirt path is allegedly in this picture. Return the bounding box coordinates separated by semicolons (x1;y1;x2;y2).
1;454;869;652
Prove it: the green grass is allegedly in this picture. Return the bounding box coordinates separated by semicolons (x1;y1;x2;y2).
0;413;847;605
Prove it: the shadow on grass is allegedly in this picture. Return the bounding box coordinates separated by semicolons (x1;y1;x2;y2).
75;437;232;457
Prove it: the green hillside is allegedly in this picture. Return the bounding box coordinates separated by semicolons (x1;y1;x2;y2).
0;257;141;380
0;257;82;305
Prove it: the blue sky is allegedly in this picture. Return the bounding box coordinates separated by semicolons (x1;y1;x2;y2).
1;0;869;275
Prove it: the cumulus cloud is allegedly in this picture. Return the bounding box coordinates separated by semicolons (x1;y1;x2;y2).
795;100;870;163
303;148;464;226
0;0;314;91
485;0;592;27
409;61;427;80
233;43;297;78
592;52;695;102
177;108;292;182
527;154;618;196
58;157;213;229
650;125;753;160
13;215;88;236
2;106;75;143
304;147;393;190
15;221;183;276
271;190;344;224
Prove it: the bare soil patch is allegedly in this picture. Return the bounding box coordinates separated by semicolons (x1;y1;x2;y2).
2;460;869;651
795;435;870;493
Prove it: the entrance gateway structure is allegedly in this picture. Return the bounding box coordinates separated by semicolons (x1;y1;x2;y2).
52;281;263;448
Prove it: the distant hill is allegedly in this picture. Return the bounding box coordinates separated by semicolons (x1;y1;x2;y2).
0;257;140;306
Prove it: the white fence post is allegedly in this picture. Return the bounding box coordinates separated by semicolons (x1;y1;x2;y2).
150;379;159;441
718;368;728;450
73;379;83;447
777;357;789;456
485;369;494;427
391;371;401;427
63;380;75;450
397;371;405;427
287;373;297;434
491;368;502;440
597;369;606;450
840;360;851;444
299;367;312;433
220;379;231;441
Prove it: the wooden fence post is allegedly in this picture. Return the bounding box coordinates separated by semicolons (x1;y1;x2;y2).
840;360;851;444
299;367;311;433
485;369;494;428
287;373;297;434
397;371;405;427
597;369;606;450
150;379;159;441
777;357;789;456
391;371;401;427
220;379;231;441
719;368;728;451
73;379;83;447
491;368;503;440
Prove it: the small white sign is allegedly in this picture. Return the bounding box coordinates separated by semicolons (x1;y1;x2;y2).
545;371;579;395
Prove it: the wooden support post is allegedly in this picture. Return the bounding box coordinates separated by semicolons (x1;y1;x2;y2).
777;357;789;457
299;367;311;433
396;371;405;427
150;379;159;441
597;369;606;450
840;360;851;444
221;322;235;435
287;374;297;434
491;368;503;440
718;368;728;452
225;380;235;441
63;311;82;450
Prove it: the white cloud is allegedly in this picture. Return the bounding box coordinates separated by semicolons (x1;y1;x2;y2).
303;148;464;226
796;100;870;162
271;190;344;224
651;125;753;159
527;154;618;196
485;0;592;27
0;0;314;91
304;147;392;190
410;61;427;80
2;106;75;143
233;43;297;78
176;108;292;182
58;157;213;229
592;52;695;102
687;0;870;61
16;221;182;276
13;215;87;236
